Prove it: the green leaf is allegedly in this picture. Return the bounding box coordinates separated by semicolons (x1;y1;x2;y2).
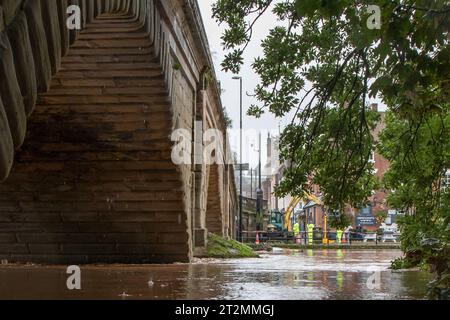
295;0;320;18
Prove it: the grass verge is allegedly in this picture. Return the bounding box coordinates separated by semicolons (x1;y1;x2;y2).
204;233;259;258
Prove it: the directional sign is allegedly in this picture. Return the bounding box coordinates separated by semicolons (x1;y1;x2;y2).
235;163;250;171
356;216;377;227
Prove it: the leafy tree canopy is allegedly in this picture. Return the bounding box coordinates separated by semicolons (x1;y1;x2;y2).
213;0;448;206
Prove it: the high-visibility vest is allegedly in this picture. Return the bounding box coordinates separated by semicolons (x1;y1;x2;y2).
293;223;300;236
337;230;343;243
307;224;315;244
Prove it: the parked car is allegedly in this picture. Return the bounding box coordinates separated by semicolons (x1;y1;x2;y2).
326;231;337;241
363;233;377;242
349;227;365;241
313;229;323;241
381;232;397;243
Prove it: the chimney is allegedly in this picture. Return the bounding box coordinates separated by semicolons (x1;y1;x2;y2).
371;103;379;112
267;134;272;159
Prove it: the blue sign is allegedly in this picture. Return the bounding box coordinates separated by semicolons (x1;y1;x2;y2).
356;216;377;226
356;206;376;226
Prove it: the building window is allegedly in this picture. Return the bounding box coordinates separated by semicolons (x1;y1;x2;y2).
369;151;375;163
445;171;450;188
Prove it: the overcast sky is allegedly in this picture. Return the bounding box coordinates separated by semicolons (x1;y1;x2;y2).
199;1;284;168
198;1;384;169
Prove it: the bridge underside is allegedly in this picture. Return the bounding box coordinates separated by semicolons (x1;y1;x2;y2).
0;0;237;264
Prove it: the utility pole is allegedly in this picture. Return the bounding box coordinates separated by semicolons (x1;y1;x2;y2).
250;169;253;199
259;132;261;190
256;132;263;231
233;76;243;242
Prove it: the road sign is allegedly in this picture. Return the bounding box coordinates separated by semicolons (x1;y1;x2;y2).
356;215;377;226
235;163;249;171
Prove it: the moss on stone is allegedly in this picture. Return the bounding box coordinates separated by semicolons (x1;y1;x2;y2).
206;233;259;258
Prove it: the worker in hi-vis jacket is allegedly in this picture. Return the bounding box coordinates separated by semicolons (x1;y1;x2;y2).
307;223;315;245
337;229;343;244
293;222;300;244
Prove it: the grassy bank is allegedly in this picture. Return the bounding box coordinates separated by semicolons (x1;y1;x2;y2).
198;234;259;258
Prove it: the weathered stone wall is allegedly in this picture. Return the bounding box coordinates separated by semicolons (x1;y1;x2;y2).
0;0;112;182
156;0;238;243
0;0;237;263
205;164;223;235
0;0;191;264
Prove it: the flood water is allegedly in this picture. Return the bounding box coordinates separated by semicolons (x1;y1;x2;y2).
0;249;430;300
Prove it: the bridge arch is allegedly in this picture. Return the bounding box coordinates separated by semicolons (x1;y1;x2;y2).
0;0;237;264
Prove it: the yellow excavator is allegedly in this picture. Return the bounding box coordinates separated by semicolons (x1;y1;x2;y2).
284;192;323;232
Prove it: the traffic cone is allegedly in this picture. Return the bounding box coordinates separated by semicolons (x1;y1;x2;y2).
255;233;260;245
342;233;347;244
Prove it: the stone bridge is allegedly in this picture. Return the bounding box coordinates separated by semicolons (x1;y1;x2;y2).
0;0;237;263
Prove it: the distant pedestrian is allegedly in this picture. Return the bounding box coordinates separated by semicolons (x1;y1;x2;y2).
293;222;300;244
307;223;315;245
337;229;343;244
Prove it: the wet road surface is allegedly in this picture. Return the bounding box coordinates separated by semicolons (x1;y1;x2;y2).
0;249;430;300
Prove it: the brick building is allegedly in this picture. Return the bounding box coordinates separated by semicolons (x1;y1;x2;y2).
354;104;391;230
264;103;393;231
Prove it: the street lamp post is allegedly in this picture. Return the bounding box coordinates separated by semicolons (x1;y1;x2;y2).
250;169;253;198
255;132;263;231
233;76;243;242
250;132;264;232
258;132;261;190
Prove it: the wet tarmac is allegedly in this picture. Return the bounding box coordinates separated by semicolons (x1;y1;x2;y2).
0;249;430;300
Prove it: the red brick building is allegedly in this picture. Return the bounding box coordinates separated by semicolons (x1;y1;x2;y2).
264;104;392;231
353;104;391;230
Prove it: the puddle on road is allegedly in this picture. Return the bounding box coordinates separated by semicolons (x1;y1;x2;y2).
0;250;430;300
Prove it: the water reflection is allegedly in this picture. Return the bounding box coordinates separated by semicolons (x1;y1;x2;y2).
0;250;429;300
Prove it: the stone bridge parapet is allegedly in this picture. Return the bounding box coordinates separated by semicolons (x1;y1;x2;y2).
0;0;237;263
